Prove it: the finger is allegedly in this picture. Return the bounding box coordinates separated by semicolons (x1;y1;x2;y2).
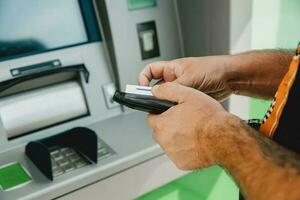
139;61;179;86
162;61;177;82
152;82;194;103
138;61;168;86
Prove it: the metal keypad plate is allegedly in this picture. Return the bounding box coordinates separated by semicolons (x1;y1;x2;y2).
50;147;88;177
97;137;114;160
50;138;114;178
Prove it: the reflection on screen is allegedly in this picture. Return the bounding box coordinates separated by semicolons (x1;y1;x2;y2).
0;0;88;60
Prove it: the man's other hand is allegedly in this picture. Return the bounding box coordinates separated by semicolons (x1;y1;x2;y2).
147;82;230;170
138;57;233;101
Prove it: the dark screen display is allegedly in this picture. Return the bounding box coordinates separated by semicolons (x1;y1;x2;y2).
0;0;89;60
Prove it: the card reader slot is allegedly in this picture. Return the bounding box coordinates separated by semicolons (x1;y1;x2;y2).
0;72;77;98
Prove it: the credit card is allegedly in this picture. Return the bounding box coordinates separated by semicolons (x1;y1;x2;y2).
125;84;153;96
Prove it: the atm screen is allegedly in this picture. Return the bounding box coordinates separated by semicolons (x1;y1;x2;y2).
0;0;96;60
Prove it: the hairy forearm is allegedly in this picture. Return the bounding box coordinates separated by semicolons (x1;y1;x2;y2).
212;114;300;200
225;50;294;99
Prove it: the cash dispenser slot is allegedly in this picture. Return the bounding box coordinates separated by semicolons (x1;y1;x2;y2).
0;64;90;139
0;64;89;96
25;127;98;181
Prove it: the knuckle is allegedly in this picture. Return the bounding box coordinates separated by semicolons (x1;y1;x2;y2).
138;70;145;77
148;61;162;69
145;62;153;69
147;116;163;132
165;60;176;70
144;63;154;74
154;121;164;132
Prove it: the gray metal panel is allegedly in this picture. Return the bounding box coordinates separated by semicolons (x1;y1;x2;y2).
57;154;187;200
102;0;183;90
177;0;211;56
0;117;7;145
209;0;231;55
0;112;161;200
177;0;231;57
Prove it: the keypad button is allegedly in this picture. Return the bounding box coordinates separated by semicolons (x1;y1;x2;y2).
51;159;57;168
50;150;62;159
61;148;76;156
51;153;64;160
60;147;69;153
68;154;81;162
50;150;59;154
63;163;75;173
98;153;111;160
56;158;69;167
53;167;64;177
98;148;108;155
74;160;88;168
98;148;111;159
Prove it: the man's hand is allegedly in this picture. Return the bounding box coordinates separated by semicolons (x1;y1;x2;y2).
139;51;293;100
139;56;233;101
147;83;300;200
147;82;228;170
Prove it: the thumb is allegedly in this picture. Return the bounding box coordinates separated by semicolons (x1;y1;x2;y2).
152;82;193;103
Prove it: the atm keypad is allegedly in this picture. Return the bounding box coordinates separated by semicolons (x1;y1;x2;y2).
49;138;114;178
50;147;88;178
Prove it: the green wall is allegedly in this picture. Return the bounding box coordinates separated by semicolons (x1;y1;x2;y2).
250;0;300;118
136;166;238;200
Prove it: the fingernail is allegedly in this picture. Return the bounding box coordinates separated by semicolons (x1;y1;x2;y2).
152;85;159;94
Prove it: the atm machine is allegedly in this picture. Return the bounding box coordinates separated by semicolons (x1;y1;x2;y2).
0;0;185;199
